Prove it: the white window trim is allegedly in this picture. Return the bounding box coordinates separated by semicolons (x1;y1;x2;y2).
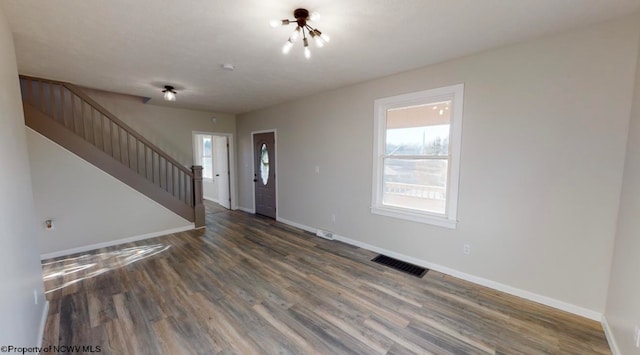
371;83;464;229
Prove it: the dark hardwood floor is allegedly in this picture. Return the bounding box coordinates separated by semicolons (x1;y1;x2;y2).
203;199;230;214
41;202;611;354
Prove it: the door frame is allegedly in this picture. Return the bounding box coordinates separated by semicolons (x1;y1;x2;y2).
251;129;278;219
192;131;237;210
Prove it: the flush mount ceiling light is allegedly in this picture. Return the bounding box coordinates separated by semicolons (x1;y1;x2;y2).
270;8;330;59
162;85;177;101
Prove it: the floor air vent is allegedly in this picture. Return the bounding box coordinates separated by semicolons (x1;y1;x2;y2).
371;255;427;278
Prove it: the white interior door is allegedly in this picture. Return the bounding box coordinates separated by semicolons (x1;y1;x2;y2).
214;136;230;209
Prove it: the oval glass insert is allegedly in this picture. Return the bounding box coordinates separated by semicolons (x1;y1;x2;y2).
260;143;269;185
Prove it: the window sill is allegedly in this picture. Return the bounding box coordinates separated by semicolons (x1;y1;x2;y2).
371;206;457;229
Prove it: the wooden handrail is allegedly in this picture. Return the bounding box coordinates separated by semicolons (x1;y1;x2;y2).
24;103;195;221
19;75;192;177
20;75;205;227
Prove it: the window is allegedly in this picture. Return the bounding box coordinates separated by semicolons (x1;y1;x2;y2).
202;136;213;179
372;84;464;228
260;143;269;185
194;134;213;179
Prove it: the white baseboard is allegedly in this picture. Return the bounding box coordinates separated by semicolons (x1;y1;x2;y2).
274;217;602;322
40;224;195;260
276;217;316;233
237;206;255;214
37;300;49;347
601;315;621;355
335;234;601;321
203;196;219;203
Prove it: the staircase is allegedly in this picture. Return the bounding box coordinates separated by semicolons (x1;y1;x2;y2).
19;75;205;228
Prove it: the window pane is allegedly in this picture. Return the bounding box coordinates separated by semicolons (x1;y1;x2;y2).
260;143;269;185
386;124;450;156
382;158;448;215
203;137;212;157
203;157;213;179
386;101;451;156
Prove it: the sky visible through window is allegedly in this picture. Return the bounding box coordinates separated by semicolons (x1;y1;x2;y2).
386;124;450;155
384;123;450;214
202;136;213;179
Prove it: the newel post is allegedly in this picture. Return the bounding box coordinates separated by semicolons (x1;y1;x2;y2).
191;165;205;228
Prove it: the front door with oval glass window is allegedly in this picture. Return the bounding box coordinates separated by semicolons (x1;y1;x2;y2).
253;132;276;218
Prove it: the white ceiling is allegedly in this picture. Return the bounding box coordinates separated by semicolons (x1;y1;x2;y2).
3;0;640;114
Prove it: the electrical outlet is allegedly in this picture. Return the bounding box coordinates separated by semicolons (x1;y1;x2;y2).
634;325;640;348
463;244;471;255
33;289;38;305
331;214;336;223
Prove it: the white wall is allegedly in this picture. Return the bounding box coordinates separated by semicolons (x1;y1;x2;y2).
203;179;217;202
604;28;640;354
237;15;640;316
27;129;193;256
0;6;47;346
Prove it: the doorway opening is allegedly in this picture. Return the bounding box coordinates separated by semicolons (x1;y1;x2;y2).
193;131;236;210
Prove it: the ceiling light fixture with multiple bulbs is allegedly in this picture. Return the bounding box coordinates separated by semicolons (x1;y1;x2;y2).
162;85;177;101
270;8;330;59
